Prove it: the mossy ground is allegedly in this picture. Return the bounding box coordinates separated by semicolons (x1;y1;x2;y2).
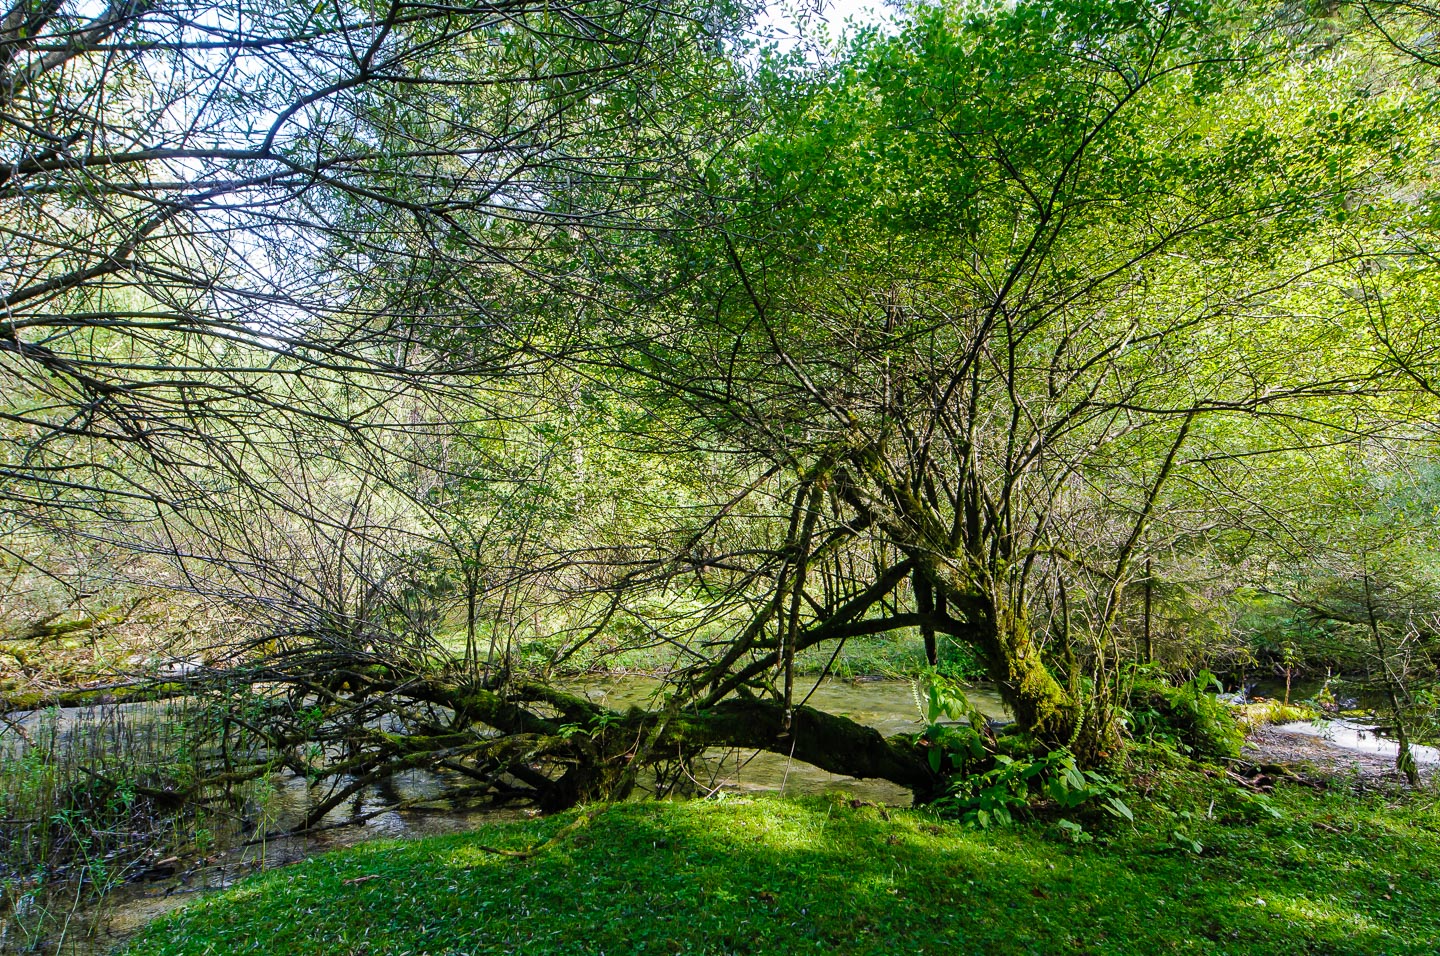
1233;700;1322;734
125;755;1440;956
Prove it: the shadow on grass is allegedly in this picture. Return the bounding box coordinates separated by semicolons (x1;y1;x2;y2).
124;794;1439;956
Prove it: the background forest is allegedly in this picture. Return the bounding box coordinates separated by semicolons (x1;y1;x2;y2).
4;0;1440;948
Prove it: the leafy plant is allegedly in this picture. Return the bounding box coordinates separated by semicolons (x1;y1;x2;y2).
1044;752;1134;824
911;670;990;774
1055;817;1092;843
935;754;1045;829
934;748;1132;831
1168;827;1205;855
1124;670;1243;759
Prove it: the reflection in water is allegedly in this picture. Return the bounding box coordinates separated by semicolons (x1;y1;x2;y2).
573;677;1008;804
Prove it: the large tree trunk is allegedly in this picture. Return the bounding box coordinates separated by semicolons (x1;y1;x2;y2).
4;671;944;821
905;541;1087;753
835;453;1099;759
665;699;939;796
952;593;1080;747
942;589;1117;763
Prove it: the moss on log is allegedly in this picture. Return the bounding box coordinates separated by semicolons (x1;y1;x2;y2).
0;681;188;714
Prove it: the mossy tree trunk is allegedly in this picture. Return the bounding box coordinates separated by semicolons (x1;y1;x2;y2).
948;591;1081;748
836;452;1107;760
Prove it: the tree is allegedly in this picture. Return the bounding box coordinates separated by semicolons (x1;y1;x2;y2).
577;0;1440;758
1;0;742;533
10;0;1440;822
1;0;784;810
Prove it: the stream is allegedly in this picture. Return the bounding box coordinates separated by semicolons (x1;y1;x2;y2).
0;675;1423;955
1267;718;1440;767
1;677;1001;955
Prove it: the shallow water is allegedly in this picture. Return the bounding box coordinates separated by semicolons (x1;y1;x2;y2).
573;676;1007;806
2;677;1001;954
1271;718;1440;767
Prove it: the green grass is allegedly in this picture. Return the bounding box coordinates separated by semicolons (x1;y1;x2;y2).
125;762;1440;956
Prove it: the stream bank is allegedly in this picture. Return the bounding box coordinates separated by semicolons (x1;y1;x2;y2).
2;676;1430;954
1244;719;1437;787
117;787;1440;956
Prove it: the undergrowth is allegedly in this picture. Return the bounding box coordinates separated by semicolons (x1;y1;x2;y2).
1125;670;1245;759
0;700;273;952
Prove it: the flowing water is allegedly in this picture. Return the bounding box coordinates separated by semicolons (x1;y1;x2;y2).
5;675;1420;955
1269;718;1440;767
1232;679;1438;767
0;677;1003;955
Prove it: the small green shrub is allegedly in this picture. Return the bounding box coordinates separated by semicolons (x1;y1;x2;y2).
933;753;1045;828
932;748;1133;831
913;672;1135;830
910;669;990;774
1125;671;1243;759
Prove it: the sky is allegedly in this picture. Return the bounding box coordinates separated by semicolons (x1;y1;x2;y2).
751;0;897;51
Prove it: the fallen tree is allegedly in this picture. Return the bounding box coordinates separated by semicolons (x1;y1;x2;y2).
269;656;942;820
2;648;942;828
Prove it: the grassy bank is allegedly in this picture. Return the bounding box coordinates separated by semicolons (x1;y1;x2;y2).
125;763;1440;956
